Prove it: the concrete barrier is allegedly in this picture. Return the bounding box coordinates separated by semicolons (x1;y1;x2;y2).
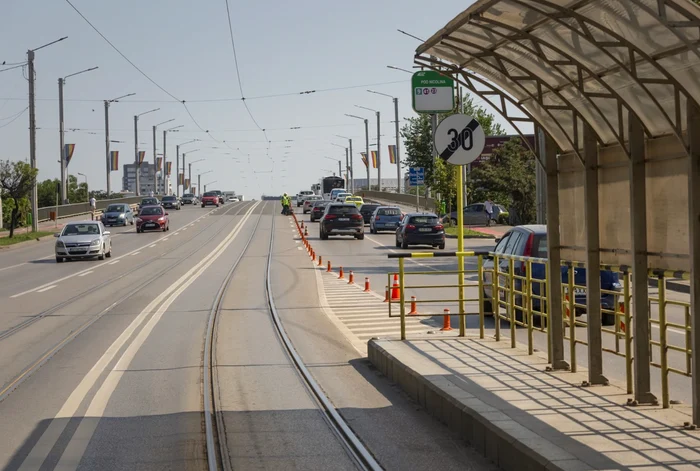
360;190;436;212
38;195;164;222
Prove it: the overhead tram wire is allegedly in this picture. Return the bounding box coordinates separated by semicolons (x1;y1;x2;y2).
0;107;28;129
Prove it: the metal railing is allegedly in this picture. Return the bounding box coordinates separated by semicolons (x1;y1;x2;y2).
386;250;693;418
37;195;166;222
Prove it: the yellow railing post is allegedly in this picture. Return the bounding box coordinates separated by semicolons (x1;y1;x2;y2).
494;255;501;341
509;257;516;348
399;258;406;341
685;304;692;376
658;275;669;408
478;255;485;340
526;259;533;355
624;270;632;394
457;168;466;337
568;265;577;373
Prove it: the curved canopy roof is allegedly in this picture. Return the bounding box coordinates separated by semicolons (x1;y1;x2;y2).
416;0;700;154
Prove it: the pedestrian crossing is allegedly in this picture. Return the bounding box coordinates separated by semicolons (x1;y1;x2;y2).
316;268;441;345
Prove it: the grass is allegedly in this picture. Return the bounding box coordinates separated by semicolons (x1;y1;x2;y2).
445;226;494;238
0;231;54;246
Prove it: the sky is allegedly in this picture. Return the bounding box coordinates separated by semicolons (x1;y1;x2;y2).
1;0;517;199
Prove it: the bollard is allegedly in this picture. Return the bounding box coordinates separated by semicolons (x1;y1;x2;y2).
391;273;400;300
318;255;323;267
304;226;308;237
301;221;304;229
327;261;332;272
440;309;453;331
383;289;390;302
348;271;354;284
311;250;316;262
338;266;344;279
409;296;418;315
364;277;370;292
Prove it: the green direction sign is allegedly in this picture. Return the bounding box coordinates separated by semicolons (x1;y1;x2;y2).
411;71;455;113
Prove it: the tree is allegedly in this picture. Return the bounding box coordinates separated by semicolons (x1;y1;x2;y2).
37;178;60;208
468;137;537;225
0;160;38;237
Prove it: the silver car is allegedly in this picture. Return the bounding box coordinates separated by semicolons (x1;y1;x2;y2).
101;203;134;226
54;221;112;263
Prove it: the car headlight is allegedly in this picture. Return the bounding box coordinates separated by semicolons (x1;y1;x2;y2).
158;217;166;222
55;240;64;248
91;239;101;246
118;213;125;219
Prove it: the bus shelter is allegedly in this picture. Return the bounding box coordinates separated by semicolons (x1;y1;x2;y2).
414;0;700;425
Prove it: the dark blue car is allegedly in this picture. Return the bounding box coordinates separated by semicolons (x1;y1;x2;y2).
483;225;620;325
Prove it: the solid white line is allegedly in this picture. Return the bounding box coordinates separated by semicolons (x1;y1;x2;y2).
78;271;93;277
162;238;169;241
173;233;179;236
36;285;57;293
183;228;188;231
132;252;140;256
108;260;119;265
149;244;156;248
297;247;303;250
0;262;27;273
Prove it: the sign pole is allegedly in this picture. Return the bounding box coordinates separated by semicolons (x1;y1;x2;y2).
457;166;465;336
416;185;419;211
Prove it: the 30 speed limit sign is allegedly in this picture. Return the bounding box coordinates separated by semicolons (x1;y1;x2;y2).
434;114;485;166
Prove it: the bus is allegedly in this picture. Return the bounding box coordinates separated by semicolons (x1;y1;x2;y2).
321;176;345;199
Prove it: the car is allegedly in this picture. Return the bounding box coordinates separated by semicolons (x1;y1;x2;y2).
310;200;331;222
369;206;402;233
161;195;181;210
359;203;380;224
101;203;134;226
395;213;445;249
227;196;238;202
329;188;347;201
445;202;507;226
138;197;160;210
54;221;112;262
181;193;197;205
297;190;315;207
319;203;364;240
136;205;170;232
201;191;220;207
344;195;364;208
482;225;621;325
334;192;352;202
211;190;225;204
302;195;323;213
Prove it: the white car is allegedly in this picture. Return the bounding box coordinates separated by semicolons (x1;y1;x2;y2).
334;192;352;202
227;196;239;202
55;221;112;263
297;190;315;207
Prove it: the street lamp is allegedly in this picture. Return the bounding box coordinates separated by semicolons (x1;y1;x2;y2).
198;170;213;196
355;105;382;191
176;139;198;197
77;172;88;203
153;118;174;194
104;93;135;196
188;157;204;194
386;65;413;74
134;108;160;196
323;156;342;177
58;66;98;203
331;141;350;189
368;89;402;193
161;124;182;195
345;113;370;191
203;180;217;193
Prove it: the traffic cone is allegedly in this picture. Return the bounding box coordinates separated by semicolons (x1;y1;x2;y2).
312;250;316;262
619;303;626;333
348;271;354;284
318;255;323;267
304;226;308;237
338;266;344;279
364;277;370;292
391;274;400;300
327;261;332;272
383;288;390;302
440;309;453;331
301;221;304;229
409;296;419;315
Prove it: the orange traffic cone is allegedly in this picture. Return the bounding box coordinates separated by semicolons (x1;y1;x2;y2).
348;271;354;284
327;261;332;272
409;296;418;315
391;274;400;300
318;255;323;267
383;288;390;302
338;266;344;279
312;250;316;262
441;309;453;331
364;277;370;292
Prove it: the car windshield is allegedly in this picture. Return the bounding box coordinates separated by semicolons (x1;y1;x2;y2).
409;216;439;225
63;224;100;235
203;192;217;197
140;207;163;216
183;194;194;198
328;205;359;215
162;196;176;201
141;198;157;205
106;205;124;213
378;208;400;216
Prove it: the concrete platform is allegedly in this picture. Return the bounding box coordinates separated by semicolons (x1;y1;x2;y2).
368;337;699;471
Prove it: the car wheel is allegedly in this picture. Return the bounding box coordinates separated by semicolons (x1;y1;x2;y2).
162;225;167;232
130;219;134;225
56;256;63;263
98;247;105;260
356;233;365;240
320;229;328;240
482;298;493;315
395;238;401;248
137;228;141;233
438;243;445;250
105;246;112;258
201;204;205;208
216;204;220;207
401;238;409;249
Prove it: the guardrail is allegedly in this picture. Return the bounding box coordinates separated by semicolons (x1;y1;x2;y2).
37;195;165;222
386;250;693;418
361;190;436;211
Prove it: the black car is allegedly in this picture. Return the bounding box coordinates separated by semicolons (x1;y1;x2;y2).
161;195;181;210
138;197;159;210
310;200;331;222
319;203;364;240
359;203;380;224
395;213;445;249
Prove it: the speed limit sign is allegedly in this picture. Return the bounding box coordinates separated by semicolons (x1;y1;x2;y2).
434;114;486;166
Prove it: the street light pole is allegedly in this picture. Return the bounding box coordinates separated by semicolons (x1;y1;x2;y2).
134;108;160;196
345;114;370;191
188;157;204;194
77;172;88;203
356;105;381;191
152;119;174;194
197;170;212;198
103;93;135;196
368;89;402;193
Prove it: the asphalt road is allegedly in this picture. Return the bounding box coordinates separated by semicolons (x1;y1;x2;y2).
0;201;496;470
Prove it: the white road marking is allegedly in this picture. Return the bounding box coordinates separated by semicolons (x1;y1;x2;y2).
20;202;261;470
183;227;188;231
149;244;156;248
132;252;140;256
78;271;93;277
297;247;303;250
108;260;119;265
163;238;169;241
36;285;56;293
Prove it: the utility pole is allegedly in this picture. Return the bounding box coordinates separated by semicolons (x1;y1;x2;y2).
197;173;201;195
27;49;38;232
177;146;181;197
162;130;167;195
58;77;67;203
182;153;187;193
338;160;341;177
348;139;354;193
134;115;140;196
376;111;381;192
345;148;349;186
188;163;192;193
364;120;370;190
152;125;157;194
105;101;111;195
393;97;401;193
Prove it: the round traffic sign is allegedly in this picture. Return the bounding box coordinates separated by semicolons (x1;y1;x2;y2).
434;114;486;166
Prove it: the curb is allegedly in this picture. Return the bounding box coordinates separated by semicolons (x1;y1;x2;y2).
445;234;495;240
368;339;589;471
0;234;55;251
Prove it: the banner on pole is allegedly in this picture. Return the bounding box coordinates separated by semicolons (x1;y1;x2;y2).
370;151;378;169
360;152;368;168
138;150;146;164
184;178;190;189
110;151;119;171
387;145;397;164
166;162;172;176
64;144;76;166
157;157;162;172
178;173;184;185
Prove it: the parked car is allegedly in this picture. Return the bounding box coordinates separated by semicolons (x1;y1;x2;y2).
319;203;364;240
297;190;315;207
101;203;134;226
369;206;402;233
181;193;197;205
136;205;170;233
445;203;507;226
54;221;112;262
161;195;181;210
344;195;364;208
359;203;381;224
310;200;331;222
482;225;621;325
395;213;445;249
201;192;220;207
138;197;160;210
303;195;323;213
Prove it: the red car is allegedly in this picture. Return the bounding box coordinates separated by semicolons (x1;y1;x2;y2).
201;192;220;207
136;205;169;233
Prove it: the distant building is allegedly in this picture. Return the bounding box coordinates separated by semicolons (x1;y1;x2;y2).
122;163;156;194
351;178;400;192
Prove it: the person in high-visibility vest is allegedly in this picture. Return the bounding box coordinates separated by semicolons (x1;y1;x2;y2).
281;193;290;215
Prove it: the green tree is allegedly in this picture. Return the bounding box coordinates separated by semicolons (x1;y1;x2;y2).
37;178;60;208
468;137;537;224
0;160;38;237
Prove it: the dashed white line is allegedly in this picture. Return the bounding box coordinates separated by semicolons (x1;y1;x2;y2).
108;260;120;265
149;244;156;248
36;285;57;293
78;271;94;277
163;238;169;241
297;247;303;250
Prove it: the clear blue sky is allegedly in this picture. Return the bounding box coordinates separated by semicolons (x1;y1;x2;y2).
1;0;516;199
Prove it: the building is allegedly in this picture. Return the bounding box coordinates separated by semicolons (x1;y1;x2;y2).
351;178;400;192
122;163;157;194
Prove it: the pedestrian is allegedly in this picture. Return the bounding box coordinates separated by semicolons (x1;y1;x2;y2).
89;196;97;220
484;199;494;227
281;193;290;215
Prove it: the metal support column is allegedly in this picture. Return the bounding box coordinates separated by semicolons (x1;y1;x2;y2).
544;130;569;370
376;112;381;192
629;113;658;405
176;146;180;198
687;99;700;425
583;124;608;386
536;128;547;224
364;119;370;190
104;101;111;196
349;139;354;193
394;97;401;193
134;116;140;196
58;78;67;203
